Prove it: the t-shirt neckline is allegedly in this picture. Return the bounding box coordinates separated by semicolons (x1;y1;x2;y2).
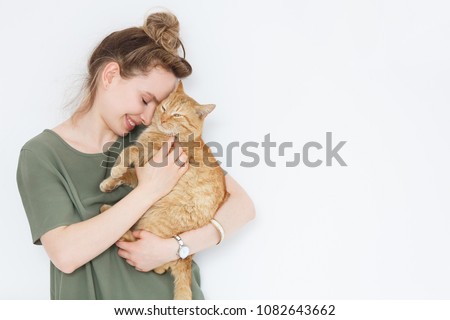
43;129;122;157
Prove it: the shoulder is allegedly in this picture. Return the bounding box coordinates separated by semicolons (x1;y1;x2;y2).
19;130;63;165
21;130;57;152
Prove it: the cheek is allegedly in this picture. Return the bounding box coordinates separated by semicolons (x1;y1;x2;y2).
103;89;127;113
169;118;187;131
110;88;143;115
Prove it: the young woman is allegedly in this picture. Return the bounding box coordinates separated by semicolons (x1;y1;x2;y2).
16;12;255;300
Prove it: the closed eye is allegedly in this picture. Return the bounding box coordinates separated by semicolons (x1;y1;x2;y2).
173;113;182;117
142;98;148;106
161;105;166;112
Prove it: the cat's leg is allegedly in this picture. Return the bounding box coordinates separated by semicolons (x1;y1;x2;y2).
111;145;142;178
118;168;138;188
100;146;141;192
99;168;137;191
170;256;193;300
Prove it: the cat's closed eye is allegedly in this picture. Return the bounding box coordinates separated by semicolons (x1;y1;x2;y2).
161;105;166;112
173;113;181;117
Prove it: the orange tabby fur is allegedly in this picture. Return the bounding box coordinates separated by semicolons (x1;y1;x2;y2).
100;81;228;300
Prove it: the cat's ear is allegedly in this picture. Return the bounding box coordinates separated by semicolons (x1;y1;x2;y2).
196;104;216;119
176;80;184;92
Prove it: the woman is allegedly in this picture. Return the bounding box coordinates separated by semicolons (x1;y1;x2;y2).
16;11;255;299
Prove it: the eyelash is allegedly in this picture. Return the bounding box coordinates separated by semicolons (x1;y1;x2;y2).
142;98;149;106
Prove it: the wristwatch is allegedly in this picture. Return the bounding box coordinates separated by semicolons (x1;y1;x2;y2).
173;235;190;259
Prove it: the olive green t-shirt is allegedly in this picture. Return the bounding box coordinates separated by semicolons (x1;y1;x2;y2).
16;126;204;300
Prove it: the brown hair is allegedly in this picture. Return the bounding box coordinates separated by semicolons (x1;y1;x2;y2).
72;12;192;120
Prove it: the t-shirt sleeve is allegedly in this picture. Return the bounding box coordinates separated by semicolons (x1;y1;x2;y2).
17;149;80;245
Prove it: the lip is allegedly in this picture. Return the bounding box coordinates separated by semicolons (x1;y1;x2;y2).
124;115;137;131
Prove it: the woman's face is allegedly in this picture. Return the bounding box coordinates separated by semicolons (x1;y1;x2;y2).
100;65;177;136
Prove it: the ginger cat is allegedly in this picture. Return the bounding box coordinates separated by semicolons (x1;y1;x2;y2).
99;81;228;300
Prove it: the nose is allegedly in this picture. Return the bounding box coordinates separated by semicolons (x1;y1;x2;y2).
160;114;169;124
140;105;155;126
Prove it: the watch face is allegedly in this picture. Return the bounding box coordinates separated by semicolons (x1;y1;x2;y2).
179;246;190;259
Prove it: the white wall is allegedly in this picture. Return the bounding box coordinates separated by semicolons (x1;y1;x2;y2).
1;0;450;299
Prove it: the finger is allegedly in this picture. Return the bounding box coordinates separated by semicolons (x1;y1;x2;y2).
132;230;140;239
132;229;149;239
175;153;188;167
117;248;131;260
173;141;184;158
178;153;188;163
178;159;190;174
157;136;176;160
178;162;189;178
173;139;182;150
126;259;136;267
116;240;132;251
167;146;185;166
150;137;174;164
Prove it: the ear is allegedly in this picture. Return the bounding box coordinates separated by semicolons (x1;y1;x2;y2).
176;80;184;92
102;61;120;89
196;104;216;119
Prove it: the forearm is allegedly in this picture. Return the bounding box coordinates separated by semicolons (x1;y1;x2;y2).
107;175;255;272
42;186;157;273
180;175;256;255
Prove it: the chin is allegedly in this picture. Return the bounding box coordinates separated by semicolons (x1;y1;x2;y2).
115;127;130;137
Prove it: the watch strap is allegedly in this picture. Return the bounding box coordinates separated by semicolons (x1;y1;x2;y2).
174;234;184;246
173;235;189;259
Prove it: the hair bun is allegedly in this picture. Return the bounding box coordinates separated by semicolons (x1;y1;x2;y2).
143;12;181;56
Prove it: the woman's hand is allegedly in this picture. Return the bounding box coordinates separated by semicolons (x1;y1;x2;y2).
116;230;178;272
134;136;189;201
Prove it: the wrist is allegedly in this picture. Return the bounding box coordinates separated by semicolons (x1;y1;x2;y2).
173;235;190;259
132;185;160;208
166;237;179;262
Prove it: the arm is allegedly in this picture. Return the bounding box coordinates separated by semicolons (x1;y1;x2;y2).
41;138;189;274
41;187;158;274
116;174;256;272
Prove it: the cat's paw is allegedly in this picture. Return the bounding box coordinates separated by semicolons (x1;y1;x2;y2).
99;204;112;213
100;177;122;192
111;165;127;179
153;266;167;275
120;230;136;242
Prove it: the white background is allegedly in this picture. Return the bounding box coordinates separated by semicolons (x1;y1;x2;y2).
1;0;449;299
